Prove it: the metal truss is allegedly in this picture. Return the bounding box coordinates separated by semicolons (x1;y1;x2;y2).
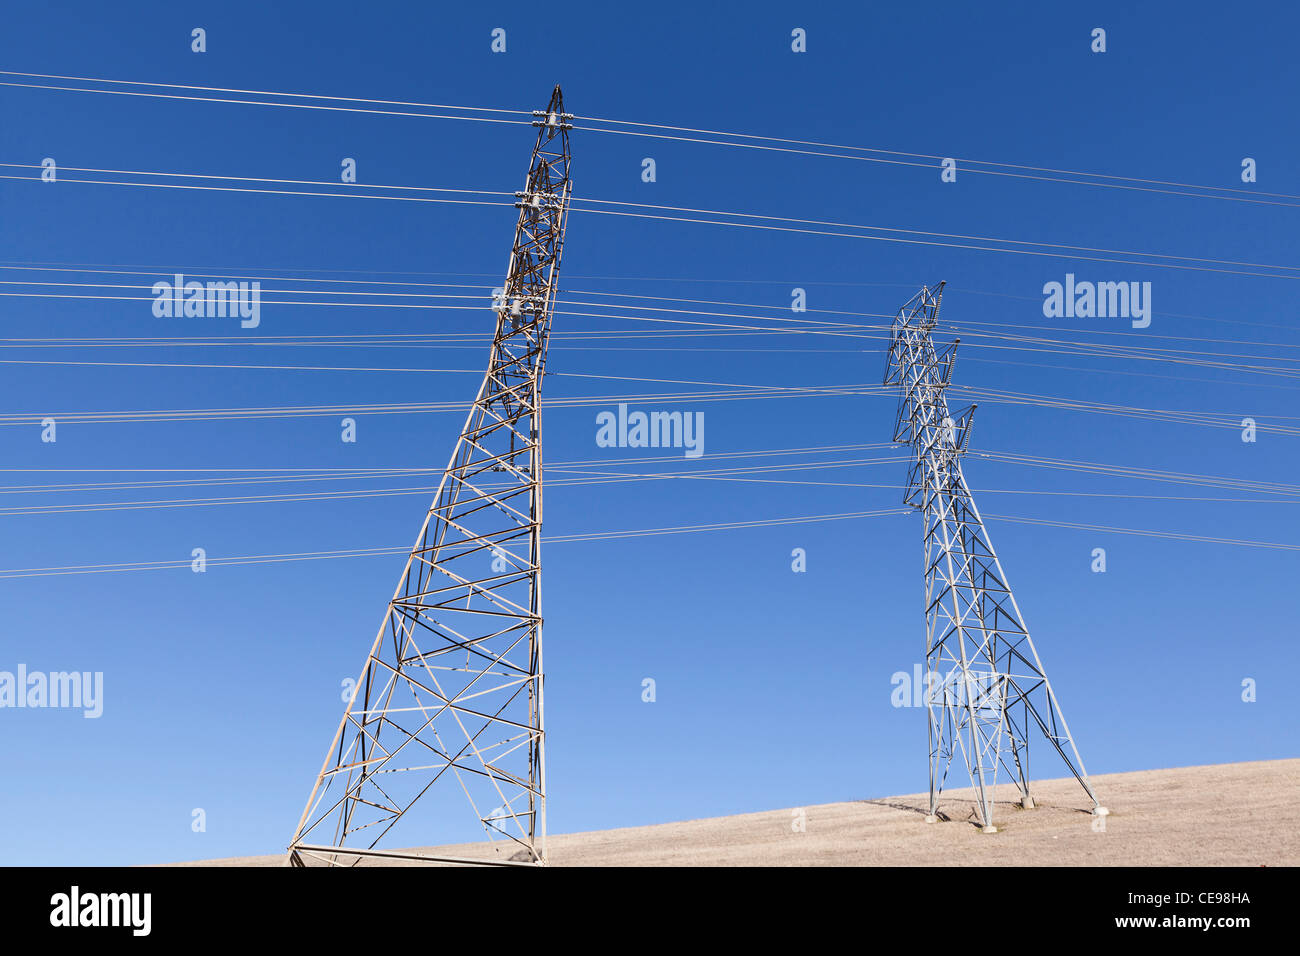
884;282;1106;831
288;86;572;867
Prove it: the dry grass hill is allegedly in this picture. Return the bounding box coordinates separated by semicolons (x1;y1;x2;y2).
173;759;1297;866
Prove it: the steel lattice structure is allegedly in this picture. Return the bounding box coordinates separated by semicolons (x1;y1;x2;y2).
884;282;1106;832
288;86;572;867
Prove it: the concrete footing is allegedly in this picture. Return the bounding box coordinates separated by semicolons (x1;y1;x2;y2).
981;824;998;834
1093;805;1111;817
924;814;939;824
1021;795;1036;809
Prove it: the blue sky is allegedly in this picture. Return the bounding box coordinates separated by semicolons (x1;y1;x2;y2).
0;1;1296;865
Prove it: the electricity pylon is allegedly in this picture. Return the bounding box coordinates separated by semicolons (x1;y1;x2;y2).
288;86;572;867
883;282;1106;832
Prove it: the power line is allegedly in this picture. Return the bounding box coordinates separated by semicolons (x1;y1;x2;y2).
572;121;1300;209
0;77;532;126
0;69;530;115
4;69;1289;208
574;114;1296;200
571;205;1300;281
984;513;1300;552
0;386;892;426
3;264;1298;356
9;162;1297;278
0;171;513;208
5;255;1290;337
3;503;1293;580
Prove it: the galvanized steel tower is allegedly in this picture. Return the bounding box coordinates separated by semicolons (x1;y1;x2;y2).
288;86;572;866
884;282;1106;832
